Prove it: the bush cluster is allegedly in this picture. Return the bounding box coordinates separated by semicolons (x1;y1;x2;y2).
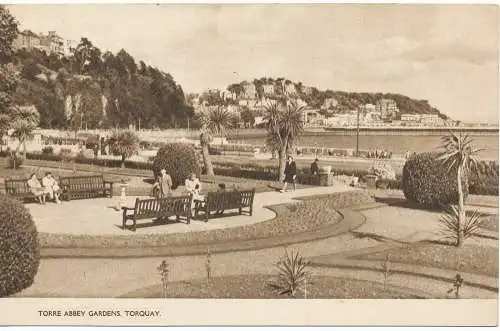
468;160;498;196
402;152;468;208
0;195;40;297
152;143;201;189
41;146;54;155
5;148;496;196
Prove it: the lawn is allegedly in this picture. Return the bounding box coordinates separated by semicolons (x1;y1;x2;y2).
121;274;421;299
353;242;498;277
479;214;499;232
37;191;367;249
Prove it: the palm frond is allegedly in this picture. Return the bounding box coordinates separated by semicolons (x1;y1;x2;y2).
438;204;484;245
268;249;309;298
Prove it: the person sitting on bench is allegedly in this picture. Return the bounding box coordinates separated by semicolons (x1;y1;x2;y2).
42;172;61;203
185;173;201;195
215;183;226;215
27;173;49;204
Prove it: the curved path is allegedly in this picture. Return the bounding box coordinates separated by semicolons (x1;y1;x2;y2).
17;188;498;298
28;185;356;236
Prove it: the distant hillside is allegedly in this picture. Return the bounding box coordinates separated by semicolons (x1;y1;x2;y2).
10;40;193;130
199;77;448;119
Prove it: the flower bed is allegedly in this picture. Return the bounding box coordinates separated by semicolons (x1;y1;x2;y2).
121;275;421;299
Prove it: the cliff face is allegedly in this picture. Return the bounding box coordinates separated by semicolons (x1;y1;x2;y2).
11;47;191;130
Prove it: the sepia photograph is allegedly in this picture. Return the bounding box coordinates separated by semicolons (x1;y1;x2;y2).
0;2;497;327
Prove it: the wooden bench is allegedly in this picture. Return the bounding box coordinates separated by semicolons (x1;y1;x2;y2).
194;188;255;222
4;178;48;202
59;175;113;201
122;195;193;231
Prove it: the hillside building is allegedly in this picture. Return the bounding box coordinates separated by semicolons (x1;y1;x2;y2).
321;98;338;110
242;83;257;100
262;84;275;96
14;29;69;57
375;99;399;120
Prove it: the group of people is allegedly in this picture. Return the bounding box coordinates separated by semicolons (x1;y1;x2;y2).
151;169;233;215
27;172;62;204
152;170;204;199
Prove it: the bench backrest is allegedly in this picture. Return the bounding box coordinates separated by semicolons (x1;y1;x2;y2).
205;190;243;210
4;178;30;195
240;188;256;206
133;195;192;218
60;175;104;191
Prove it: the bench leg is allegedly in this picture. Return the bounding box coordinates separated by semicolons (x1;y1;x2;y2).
186;215;191;225
238;207;242;215
205;211;209;222
249;205;253;216
132;220;137;232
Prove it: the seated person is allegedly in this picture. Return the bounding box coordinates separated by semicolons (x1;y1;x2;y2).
27;173;49;204
192;184;204;201
42;172;61;203
215;183;226;215
185;173;201;195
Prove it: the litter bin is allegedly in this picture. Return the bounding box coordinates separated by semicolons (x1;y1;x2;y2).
318;166;333;186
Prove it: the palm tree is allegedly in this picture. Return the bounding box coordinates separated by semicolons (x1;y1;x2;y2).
264;100;304;180
108;130;139;168
11;105;40;156
199;106;234;177
437;131;482;246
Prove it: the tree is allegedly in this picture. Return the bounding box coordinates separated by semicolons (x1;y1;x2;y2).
108;130;139;168
264;100;304;180
11;105;39;155
198;106;234;177
240;107;255;127
0;6;18;64
0;6;18;137
72;37;103;75
437;132;482;246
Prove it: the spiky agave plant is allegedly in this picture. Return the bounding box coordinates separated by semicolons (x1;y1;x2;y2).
439;205;484;246
268;249;309;298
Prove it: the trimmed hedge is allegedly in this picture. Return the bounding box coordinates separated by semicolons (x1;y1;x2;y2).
4;149;496;195
152;143;201;189
402;152;468;208
0;195;40;297
469;160;499;196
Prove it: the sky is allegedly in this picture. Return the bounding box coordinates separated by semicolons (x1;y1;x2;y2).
7;4;499;124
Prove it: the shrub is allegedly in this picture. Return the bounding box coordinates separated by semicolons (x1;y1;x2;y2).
41;146;54;155
370;162;396;180
268;249;309;298
469;160;498;196
59;148;73;162
402;152;468;208
152;143;201;189
0;195;40;297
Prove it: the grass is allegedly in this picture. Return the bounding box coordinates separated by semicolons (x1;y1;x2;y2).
479;214;499;232
120;274;421;299
353;242;498;277
37;191;369;249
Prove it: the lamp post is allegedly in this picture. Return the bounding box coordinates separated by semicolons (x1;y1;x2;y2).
355;107;360;157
